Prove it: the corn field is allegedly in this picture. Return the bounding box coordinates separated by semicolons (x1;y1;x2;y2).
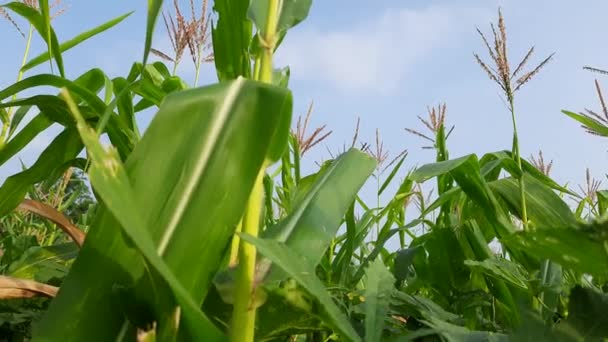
0;1;606;341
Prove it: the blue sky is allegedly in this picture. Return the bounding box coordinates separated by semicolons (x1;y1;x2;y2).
1;0;608;206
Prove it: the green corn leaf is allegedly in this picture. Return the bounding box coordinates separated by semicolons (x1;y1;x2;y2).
506;221;608;278
364;258;395;342
215;149;374;303
272;66;290;87
378;152;407;196
413;154;514;237
392;291;459;324
564;286;608;339
239;234;362;342
352;220;421;285
394;246;423;282
484;151;574;195
22;12;133;72
537;259;562;322
422;316;508;342
464;259;529;290
422;186;462;216
0;67;105;166
264;89;292;164
410;154;472;183
144;0;163;65
36;78;292;340
598;190;608;215
112;77;137;134
562;110;608;137
248;0;313;36
8;104;32;138
38;0;51;68
212;0;252;81
0;95;73;126
2;2;64;76
489;174;577;228
0;114;52;166
42;89;224;341
0;73;106;113
0;68;136;160
462;221;519;326
332;207;379;283
261;148;375;280
8;242;78;283
0;128;83;216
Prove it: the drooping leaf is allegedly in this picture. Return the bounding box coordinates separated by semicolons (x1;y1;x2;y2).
464;259;529;290
216;149;375;303
0;114;52;166
0;128;83;216
506;221;608;278
262;148;375;280
562;110;608;137
239;234;362;342
0;68;105;166
483;151;573;195
17;199;85;246
489;174;576;228
0;73;106;113
410;155;472;183
0;275;58;299
0;95;77;127
413;154;517;245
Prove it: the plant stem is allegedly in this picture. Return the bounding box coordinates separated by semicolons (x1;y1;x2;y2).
229;220;243;267
194;45;203;87
230;168;265;342
1;24;34;146
253;55;262;81
172;60;178;76
292;140;301;184
508;97;529;231
194;63;201;87
230;2;280;340
376;175;380;240
259;0;280;83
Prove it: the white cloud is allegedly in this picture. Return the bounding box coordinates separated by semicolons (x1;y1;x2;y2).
276;5;489;94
